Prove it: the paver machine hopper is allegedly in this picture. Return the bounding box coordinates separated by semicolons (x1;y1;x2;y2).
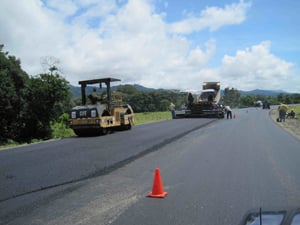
175;82;224;118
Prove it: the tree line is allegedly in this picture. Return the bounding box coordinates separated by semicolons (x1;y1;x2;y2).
1;45;299;144
0;45;71;144
117;86;300;112
116;85;187;112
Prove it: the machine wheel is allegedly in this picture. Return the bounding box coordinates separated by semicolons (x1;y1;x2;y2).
217;112;225;119
73;128;105;137
73;129;91;137
125;123;132;130
101;128;108;135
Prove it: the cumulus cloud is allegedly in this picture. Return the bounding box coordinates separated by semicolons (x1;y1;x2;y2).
45;0;78;16
0;0;68;72
0;0;219;89
199;41;297;91
1;0;298;92
169;0;251;34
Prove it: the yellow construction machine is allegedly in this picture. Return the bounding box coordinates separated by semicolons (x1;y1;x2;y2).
69;78;134;136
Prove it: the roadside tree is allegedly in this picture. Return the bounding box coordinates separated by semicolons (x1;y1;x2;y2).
22;73;71;140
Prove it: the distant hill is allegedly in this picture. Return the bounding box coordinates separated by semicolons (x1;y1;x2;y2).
132;84;157;92
69;84;287;98
69;84;157;98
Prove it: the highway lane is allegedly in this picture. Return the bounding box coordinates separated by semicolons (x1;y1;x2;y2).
110;108;300;225
1;107;300;224
0;118;215;202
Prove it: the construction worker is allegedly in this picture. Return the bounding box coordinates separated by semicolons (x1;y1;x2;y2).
89;87;102;104
169;102;176;119
278;103;288;122
225;105;232;119
187;93;194;109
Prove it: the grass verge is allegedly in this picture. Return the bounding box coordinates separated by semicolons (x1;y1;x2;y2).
0;111;173;149
134;111;172;125
289;105;300;120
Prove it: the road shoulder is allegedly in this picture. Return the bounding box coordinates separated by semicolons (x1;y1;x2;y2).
269;109;300;140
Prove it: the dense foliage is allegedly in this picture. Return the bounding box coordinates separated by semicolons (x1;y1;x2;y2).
0;45;28;143
21;74;71;140
119;86;300;111
0;45;71;144
222;87;300;108
117;84;186;112
71;84;300;114
222;87;240;108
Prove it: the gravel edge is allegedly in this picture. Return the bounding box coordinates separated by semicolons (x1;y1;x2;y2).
269;109;300;141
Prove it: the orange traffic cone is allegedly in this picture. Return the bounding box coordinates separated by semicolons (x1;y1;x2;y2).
148;168;168;198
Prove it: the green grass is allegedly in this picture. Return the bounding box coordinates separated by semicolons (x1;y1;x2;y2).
0;139;20;150
0;111;172;149
289;105;300;120
51;121;75;138
48;111;173;139
52;111;173;137
134;111;172;125
0;138;48;150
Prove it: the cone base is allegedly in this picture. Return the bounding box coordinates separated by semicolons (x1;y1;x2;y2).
147;191;168;198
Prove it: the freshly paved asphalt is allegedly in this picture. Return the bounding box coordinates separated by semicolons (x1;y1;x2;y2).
1;107;300;225
0;118;215;202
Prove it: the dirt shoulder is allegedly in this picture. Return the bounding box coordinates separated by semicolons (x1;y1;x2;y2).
269;109;300;140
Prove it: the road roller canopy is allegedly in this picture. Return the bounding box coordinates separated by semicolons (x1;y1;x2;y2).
78;77;121;107
78;77;121;86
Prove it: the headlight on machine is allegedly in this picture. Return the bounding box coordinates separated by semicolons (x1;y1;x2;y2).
91;109;97;118
71;111;76;119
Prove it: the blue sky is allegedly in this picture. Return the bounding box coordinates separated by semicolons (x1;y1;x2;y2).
0;0;299;92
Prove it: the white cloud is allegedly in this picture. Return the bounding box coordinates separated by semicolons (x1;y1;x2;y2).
169;0;251;34
1;0;217;89
1;0;298;92
45;0;78;16
199;41;298;92
0;0;69;72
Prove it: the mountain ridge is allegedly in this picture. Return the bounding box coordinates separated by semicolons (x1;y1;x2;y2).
69;84;288;98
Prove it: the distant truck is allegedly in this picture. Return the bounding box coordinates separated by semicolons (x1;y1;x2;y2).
175;82;224;118
262;101;270;109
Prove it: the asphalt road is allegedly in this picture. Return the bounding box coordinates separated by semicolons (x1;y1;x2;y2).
1;107;300;225
0;118;215;202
